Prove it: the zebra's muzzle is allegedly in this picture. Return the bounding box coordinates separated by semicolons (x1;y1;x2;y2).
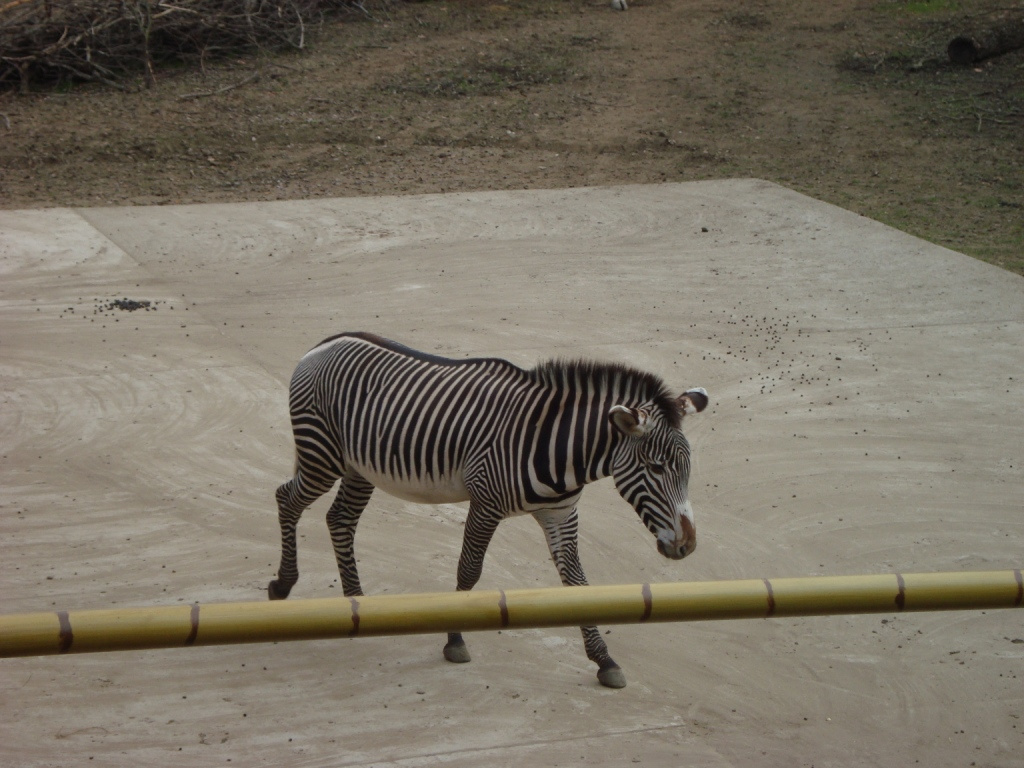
657;537;694;560
657;510;696;560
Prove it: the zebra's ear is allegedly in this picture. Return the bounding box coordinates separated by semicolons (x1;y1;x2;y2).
609;405;650;437
677;388;709;416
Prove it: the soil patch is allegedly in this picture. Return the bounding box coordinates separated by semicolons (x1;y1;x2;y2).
1;0;1021;274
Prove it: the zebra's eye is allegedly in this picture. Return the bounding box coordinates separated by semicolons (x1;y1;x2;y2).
648;462;666;476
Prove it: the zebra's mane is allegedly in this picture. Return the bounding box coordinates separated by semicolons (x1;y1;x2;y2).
528;359;682;429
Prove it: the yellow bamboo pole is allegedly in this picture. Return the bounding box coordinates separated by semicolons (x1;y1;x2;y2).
1;570;1020;658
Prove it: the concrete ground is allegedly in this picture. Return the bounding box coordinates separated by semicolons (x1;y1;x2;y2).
1;179;1021;767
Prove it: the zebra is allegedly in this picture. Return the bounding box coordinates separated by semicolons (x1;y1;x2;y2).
268;331;709;688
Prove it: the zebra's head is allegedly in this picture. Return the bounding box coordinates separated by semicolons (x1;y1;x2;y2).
609;387;709;560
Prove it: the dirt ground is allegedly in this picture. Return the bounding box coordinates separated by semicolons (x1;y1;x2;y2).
1;0;1022;274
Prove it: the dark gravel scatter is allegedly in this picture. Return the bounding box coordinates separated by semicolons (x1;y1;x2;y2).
106;298;154;312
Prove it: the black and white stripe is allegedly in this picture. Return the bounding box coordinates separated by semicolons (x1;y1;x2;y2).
268;332;708;688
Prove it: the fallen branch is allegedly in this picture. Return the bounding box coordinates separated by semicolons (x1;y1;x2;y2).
177;68;259;100
0;0;35;13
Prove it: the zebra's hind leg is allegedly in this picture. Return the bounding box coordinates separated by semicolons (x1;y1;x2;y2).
444;503;501;665
325;470;375;597
534;506;626;689
269;466;338;600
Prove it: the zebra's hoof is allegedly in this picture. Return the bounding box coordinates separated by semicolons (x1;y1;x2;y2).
268;580;291;600
597;664;627;689
443;641;471;664
611;0;628;9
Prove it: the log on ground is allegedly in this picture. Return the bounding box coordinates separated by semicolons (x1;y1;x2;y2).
948;15;1024;64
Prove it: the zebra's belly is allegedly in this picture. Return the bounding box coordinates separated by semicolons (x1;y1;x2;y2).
357;466;471;505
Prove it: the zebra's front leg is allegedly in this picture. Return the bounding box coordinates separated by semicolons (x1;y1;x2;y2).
325;471;375;597
535;506;627;689
444;503;501;665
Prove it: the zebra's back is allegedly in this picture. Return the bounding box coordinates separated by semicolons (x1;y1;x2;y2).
290;332;534;504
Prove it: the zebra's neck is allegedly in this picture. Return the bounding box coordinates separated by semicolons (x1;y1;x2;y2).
521;361;665;502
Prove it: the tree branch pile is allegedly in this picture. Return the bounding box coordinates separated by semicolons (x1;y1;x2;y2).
0;0;375;91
